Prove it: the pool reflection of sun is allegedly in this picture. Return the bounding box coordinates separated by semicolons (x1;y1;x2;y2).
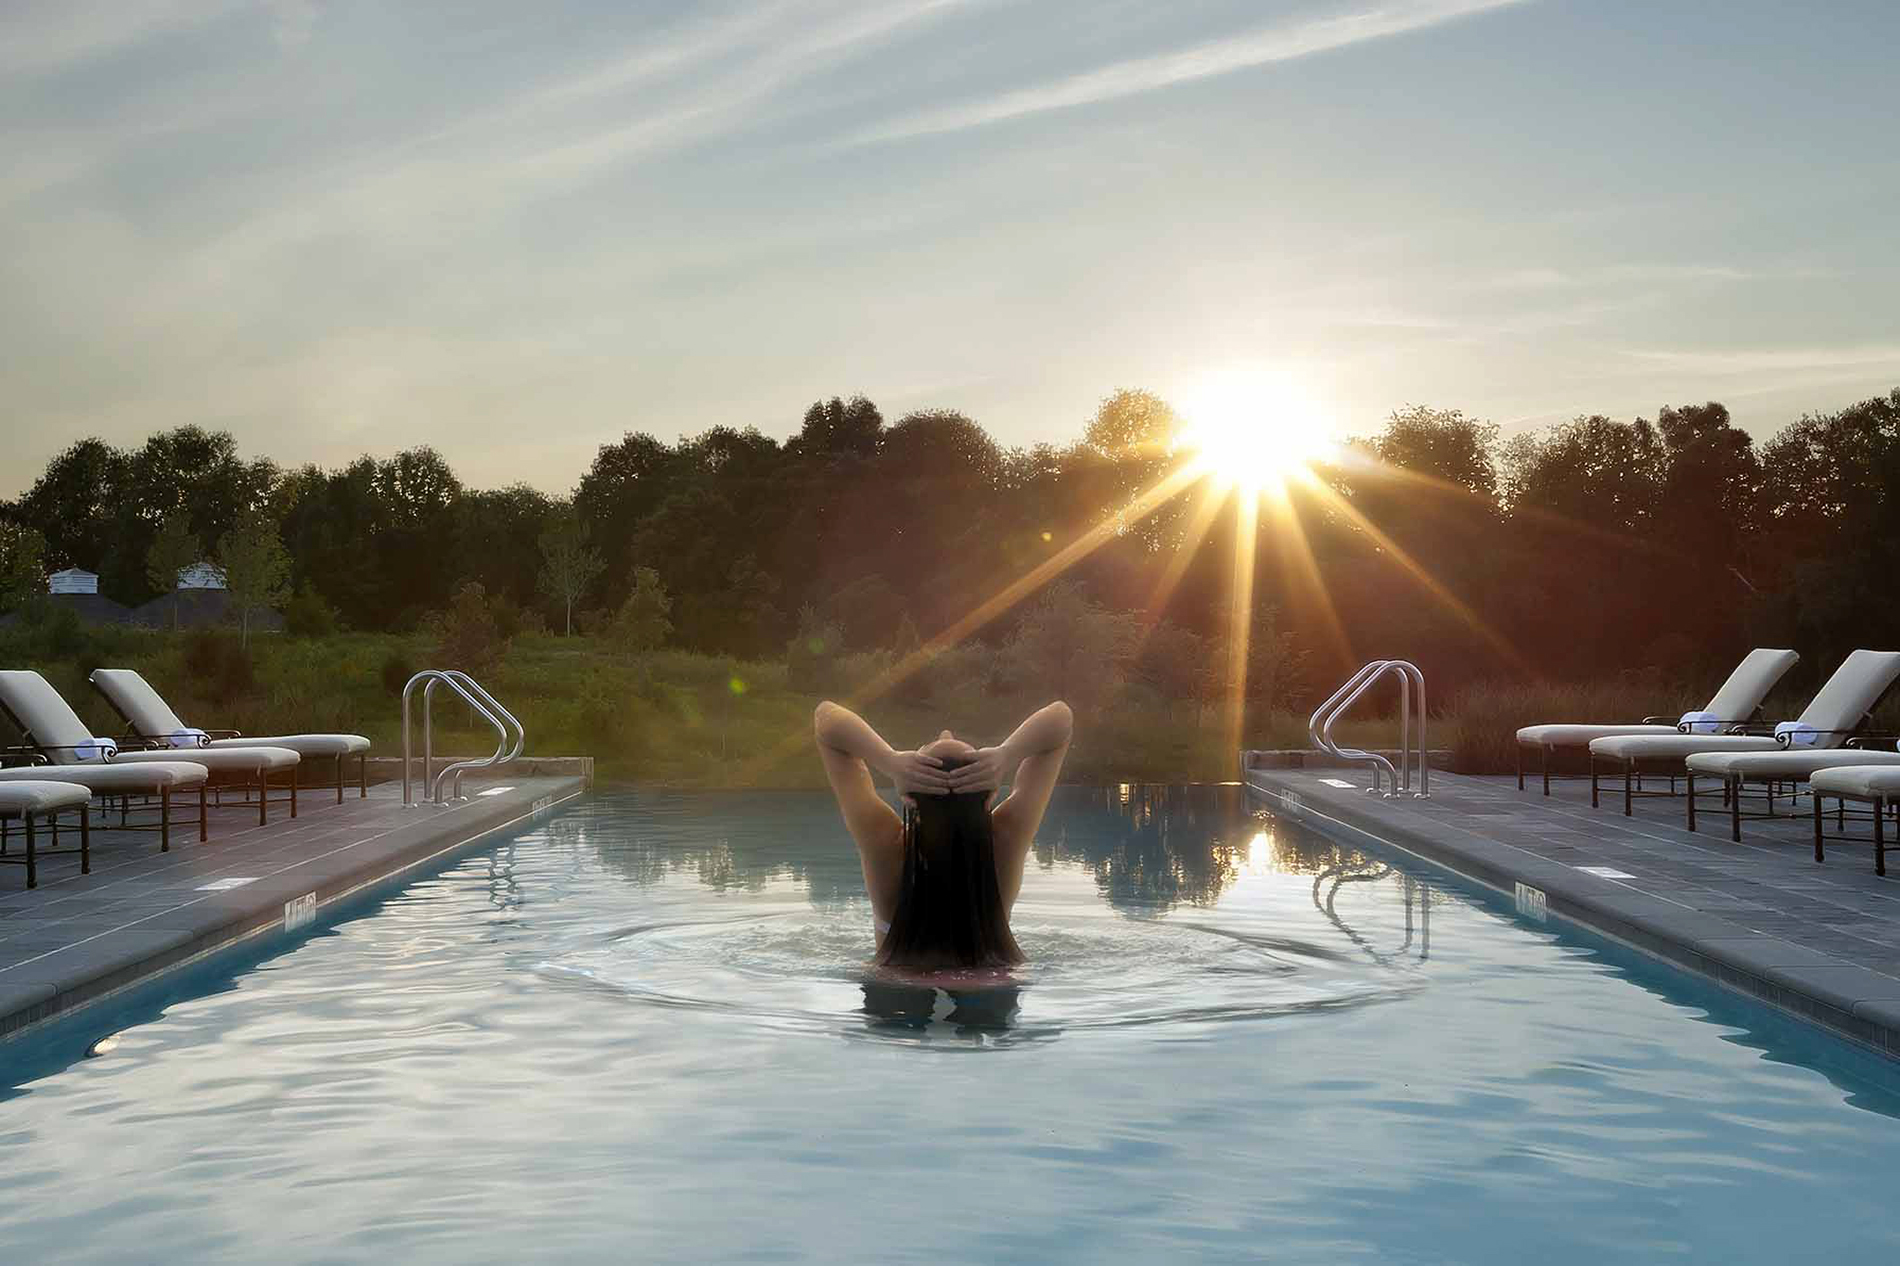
1178;367;1336;496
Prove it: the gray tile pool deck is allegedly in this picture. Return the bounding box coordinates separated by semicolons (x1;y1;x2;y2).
0;772;588;1039
1244;760;1900;1058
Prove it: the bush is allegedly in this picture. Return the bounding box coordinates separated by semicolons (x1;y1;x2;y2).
785;606;848;693
182;627;255;697
282;585;340;637
429;581;510;672
491;593;548;640
380;650;416;698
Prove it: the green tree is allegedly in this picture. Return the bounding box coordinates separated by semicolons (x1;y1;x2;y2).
1132;620;1205;716
145;514;200;630
537;508;605;635
0;523;47;615
1372;405;1500;500
608;567;673;660
431;580;509;672
216;512;292;647
1005;582;1137;714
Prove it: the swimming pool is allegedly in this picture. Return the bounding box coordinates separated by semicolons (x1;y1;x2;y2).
5;784;1900;1262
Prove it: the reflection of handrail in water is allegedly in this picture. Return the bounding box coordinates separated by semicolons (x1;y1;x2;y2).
1312;861;1431;964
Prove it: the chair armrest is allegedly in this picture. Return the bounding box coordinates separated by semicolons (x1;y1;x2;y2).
1776;727;1884;748
203;729;243;740
0;744;49;768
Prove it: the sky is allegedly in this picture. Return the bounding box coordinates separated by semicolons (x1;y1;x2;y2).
4;0;1899;497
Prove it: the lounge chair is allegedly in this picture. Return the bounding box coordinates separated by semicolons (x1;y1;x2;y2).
0;670;301;825
90;668;370;803
0;761;207;852
1515;648;1798;794
1588;650;1900;816
1684;741;1900;842
0;780;92;889
1809;766;1900;875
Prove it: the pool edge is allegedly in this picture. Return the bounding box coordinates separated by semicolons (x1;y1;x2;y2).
1244;768;1900;1062
0;778;588;1044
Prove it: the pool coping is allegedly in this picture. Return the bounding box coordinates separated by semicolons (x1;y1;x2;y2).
0;777;588;1042
1244;767;1900;1060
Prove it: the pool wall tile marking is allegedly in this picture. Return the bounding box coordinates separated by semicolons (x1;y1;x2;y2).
283;893;317;932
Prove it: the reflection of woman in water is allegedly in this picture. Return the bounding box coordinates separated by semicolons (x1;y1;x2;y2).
813;700;1072;971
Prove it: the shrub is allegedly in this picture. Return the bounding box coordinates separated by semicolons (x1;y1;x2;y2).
182;627;255;697
282;585;340;637
380;649;416;698
429;581;510;672
785;605;847;693
491;593;548;640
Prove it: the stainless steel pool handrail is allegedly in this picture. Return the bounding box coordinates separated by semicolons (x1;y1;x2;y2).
430;670;524;802
1309;659;1429;798
401;670;525;806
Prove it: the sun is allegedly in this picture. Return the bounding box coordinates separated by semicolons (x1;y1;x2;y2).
1176;367;1336;495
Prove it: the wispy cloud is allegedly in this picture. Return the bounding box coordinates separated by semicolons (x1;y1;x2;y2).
1620;345;1900;374
0;0;242;78
1477;263;1827;290
841;0;1528;145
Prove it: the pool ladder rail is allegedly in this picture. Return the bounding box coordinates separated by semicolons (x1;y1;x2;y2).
401;670;526;806
1309;660;1429;799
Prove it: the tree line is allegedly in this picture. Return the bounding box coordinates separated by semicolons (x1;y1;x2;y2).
3;385;1897;706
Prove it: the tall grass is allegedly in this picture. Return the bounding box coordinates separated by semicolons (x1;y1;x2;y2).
1443;675;1704;774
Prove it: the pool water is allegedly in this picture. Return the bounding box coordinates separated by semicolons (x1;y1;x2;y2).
5;785;1900;1262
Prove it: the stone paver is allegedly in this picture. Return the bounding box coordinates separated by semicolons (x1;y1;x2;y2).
1244;761;1900;1058
0;775;587;1038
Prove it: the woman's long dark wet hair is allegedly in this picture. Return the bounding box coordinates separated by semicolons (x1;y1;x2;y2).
876;756;1024;971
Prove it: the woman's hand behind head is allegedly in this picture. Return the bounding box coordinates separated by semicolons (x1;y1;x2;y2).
946;745;1010;794
879;749;952;797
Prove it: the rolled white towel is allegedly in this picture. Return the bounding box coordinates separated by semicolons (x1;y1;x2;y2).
1775;721;1823;749
165;728;209;749
1678;710;1721;734
71;737;118;763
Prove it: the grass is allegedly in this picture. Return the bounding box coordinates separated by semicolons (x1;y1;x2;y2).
0;623;1413;787
17;618;1827;785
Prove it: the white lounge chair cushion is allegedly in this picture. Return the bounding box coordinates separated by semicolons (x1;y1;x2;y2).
1703;648;1800;721
0;762;209;792
90;669;369;760
1518;723;1678;746
0;669;104;756
1590;734;1781;761
1793;649;1900;736
1811;766;1900;800
1686;749;1900;778
112;746;300;775
208;734;370;758
0;780;94;816
86;668;188;735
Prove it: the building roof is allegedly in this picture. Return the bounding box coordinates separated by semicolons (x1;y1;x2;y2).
130;588;282;632
48;568;99;595
0;592;136;628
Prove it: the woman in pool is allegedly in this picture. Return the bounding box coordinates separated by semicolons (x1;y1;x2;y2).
813;699;1072;972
